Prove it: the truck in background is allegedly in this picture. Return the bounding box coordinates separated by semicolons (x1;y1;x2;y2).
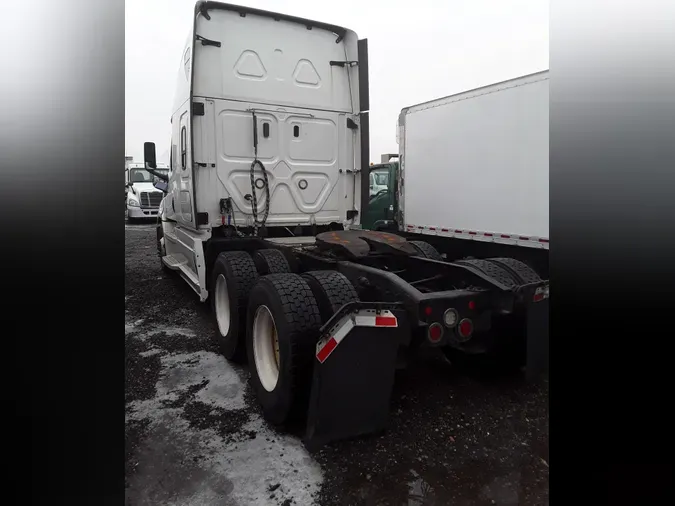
369;156;394;197
126;161;170;223
362;154;399;231
363;71;549;277
125;156;134;200
143;1;549;449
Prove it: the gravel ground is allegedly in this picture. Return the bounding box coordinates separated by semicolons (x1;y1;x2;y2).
125;221;549;506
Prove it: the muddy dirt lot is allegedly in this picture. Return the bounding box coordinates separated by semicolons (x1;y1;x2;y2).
125;221;549;506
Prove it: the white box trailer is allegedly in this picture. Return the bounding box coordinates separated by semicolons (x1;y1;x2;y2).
397;71;549;250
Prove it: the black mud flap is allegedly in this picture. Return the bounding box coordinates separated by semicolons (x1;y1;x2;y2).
524;284;550;380
304;302;408;451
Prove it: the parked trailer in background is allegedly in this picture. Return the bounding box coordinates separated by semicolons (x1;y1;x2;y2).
365;71;549;275
398;71;549;250
145;2;549;450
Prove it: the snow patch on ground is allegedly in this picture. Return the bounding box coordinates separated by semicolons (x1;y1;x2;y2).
126;348;323;505
138;349;163;358
157;351;246;411
214;414;322;505
139;326;196;341
126;322;197;342
126;319;145;335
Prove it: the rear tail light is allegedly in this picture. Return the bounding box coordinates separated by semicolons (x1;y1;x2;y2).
457;318;473;341
443;309;458;328
428;323;443;343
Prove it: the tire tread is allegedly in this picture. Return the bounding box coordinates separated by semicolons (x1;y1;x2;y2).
212;251;258;361
253;249;292;275
248;273;322;424
409;240;443;261
302;271;359;322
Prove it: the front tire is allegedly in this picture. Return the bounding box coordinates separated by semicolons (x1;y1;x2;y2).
246;273;322;425
211;251;258;362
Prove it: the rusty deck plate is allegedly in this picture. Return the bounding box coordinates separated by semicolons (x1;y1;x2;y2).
316;230;417;258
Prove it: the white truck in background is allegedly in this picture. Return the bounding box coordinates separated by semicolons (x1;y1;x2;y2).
125;161;170;223
141;1;549;450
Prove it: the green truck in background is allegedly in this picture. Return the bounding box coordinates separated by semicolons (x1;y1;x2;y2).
362;154;399;231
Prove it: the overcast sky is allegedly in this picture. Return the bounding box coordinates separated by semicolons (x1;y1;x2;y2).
125;0;548;163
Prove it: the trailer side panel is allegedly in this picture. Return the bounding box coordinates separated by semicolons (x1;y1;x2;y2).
399;72;549;249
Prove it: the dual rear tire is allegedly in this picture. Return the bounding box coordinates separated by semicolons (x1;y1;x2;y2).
246;273;323;424
211;251;259;361
210;249;358;425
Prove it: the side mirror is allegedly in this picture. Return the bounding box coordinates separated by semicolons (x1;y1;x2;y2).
144;142;157;169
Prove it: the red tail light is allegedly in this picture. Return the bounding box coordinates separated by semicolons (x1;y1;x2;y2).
457;319;473;340
428;323;443;343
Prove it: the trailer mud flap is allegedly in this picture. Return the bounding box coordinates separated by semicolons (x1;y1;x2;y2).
525;297;549;380
304;303;408;451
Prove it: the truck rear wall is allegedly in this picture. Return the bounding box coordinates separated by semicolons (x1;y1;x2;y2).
186;6;362;229
399;71;549;248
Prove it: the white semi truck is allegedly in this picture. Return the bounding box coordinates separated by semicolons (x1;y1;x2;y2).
125;161;170;222
142;1;549;449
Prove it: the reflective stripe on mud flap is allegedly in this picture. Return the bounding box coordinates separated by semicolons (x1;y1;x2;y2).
305;304;407;451
315;310;398;364
533;284;550;303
